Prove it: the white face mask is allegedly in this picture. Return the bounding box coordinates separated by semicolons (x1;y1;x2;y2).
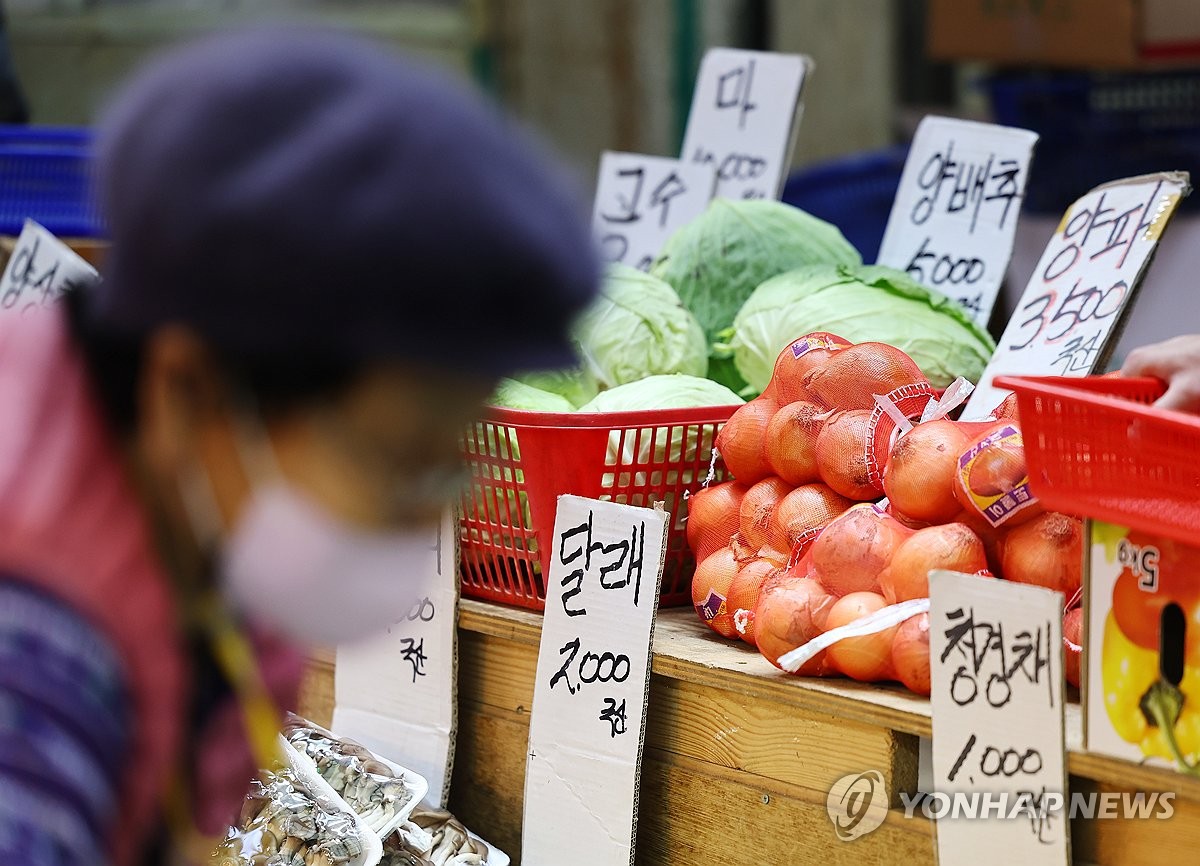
180;412;444;646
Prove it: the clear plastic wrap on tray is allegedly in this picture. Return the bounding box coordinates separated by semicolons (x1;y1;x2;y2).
282;715;428;840
379;805;508;866
212;741;381;866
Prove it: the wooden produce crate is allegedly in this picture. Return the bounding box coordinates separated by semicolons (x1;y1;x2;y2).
300;601;1200;866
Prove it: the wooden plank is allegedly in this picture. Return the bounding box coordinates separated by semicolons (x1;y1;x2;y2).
637;749;934;865
449;702;529;864
297;654;335;729
646;676;918;802
1070;776;1200;866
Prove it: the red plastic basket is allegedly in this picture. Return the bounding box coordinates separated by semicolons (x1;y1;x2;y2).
458;404;738;610
994;375;1200;545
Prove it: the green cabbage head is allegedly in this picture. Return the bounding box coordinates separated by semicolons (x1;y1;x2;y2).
728;263;996;393
575;264;708;388
650;198;861;344
579;374;743;467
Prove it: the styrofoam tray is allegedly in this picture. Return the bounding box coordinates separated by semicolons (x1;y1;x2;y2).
280;738;383;866
285;719;429;842
470;832;510;866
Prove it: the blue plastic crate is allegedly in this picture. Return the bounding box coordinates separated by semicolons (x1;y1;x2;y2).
0;125;103;238
983;72;1200;215
781;145;908;263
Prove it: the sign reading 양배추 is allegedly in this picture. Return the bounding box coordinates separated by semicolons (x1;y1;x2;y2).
876;115;1038;326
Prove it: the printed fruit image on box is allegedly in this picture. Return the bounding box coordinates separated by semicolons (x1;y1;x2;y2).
1086;520;1200;774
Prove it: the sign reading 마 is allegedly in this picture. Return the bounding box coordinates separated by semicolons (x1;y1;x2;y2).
680;48;811;201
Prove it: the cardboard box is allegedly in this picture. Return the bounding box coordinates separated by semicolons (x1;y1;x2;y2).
1084;520;1200;773
929;0;1200;69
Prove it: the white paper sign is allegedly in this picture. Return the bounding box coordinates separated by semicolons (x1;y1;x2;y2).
0;219;98;315
929;571;1068;866
679;48;810;201
592;152;715;271
877;116;1038;325
333;509;459;807
965;171;1191;417
522;496;668;866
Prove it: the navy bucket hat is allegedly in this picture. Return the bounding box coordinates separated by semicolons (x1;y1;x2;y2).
92;26;600;376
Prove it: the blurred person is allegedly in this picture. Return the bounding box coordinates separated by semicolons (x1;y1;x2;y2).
1122;335;1200;412
0;27;597;866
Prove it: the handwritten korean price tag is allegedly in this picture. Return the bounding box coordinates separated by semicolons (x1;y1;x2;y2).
679;48;811;201
333;509;459;806
0;219;98;317
877;116;1038;325
592;151;715;271
965;171;1191;417
523;496;668;866
929;571;1068;866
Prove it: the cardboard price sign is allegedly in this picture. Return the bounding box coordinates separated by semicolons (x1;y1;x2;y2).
0;219;98;315
877;116;1038;326
592;152;715;271
333;509;459;806
929;571;1068;866
680;48;810;201
523;496;667;866
965;171;1190;418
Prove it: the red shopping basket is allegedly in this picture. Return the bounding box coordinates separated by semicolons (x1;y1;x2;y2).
459;404;737;611
994;375;1200;545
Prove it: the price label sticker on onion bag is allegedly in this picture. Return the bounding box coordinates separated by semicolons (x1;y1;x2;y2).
680;48;810;201
965;171;1191;418
876;116;1038;326
592;151;715;271
929;571;1068;866
523;496;668;866
333;509;459;807
0;219;98;316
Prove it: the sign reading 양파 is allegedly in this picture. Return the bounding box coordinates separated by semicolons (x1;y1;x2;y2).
964;171;1190;418
523;496;668;866
929;571;1068;866
876;116;1038;326
0;219;98;316
680;48;810;201
592;152;715;271
333;509;459;806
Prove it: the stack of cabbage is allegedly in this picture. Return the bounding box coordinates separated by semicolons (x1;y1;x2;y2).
491;198;995;411
491;262;744;413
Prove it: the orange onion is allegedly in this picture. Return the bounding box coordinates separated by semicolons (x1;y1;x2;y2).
691;547;741;638
765;400;825;485
815;409;881;500
880;522;989;604
754;573;836;675
685;481;748;562
738;477;793;551
883;419;972;525
1064;606;1082;689
770;332;852;404
891;612;932;696
802;342;929;411
728;559;779;647
1001;512;1083;596
992;391;1020;422
812;504;905;597
716;398;776;484
824;591;897;682
766;483;854;555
